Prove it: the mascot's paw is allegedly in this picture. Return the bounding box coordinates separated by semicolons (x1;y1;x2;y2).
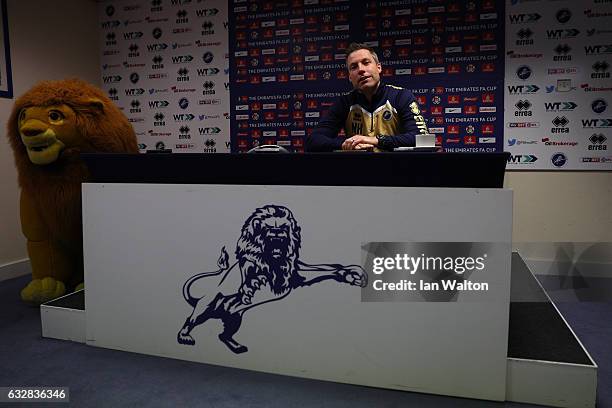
20;277;66;304
74;282;85;292
177;330;195;345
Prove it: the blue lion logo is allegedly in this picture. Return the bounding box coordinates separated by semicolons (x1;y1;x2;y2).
177;205;367;354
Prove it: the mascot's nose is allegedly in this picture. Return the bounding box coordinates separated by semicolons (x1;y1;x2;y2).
20;122;47;137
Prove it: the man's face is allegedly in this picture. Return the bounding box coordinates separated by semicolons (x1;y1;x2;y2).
347;49;382;93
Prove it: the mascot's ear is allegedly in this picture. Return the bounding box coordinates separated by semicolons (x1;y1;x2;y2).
83;97;105;113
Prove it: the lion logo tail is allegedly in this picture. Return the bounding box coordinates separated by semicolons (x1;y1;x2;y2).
182;246;230;307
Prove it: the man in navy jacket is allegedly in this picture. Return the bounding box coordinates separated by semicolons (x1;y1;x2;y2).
306;43;429;152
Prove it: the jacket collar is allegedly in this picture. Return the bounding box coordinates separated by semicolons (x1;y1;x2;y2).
352;81;385;108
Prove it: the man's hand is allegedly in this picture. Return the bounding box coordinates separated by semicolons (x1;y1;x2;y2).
342;135;377;150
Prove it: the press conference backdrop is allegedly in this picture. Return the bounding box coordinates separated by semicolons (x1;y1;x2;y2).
505;1;611;170
98;0;231;154
98;0;611;170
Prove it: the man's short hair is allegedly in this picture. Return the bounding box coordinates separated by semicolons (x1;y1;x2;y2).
344;42;380;64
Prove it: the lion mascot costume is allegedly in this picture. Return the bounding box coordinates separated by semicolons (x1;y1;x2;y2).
6;79;139;303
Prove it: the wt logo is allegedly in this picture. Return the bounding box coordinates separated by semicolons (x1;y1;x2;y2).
546;29;579;39
582;119;612;128
545;102;577;111
123;31;143;40
508;85;539;94
585;45;612;55
195;8;219;17
509;13;541;24
197;67;219;76
103;75;121;84
147;43;168;52
172;55;194;64
148;100;169;109
508;155;538;164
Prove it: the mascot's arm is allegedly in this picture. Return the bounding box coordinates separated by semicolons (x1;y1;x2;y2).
295;260;367;288
19;190;67;301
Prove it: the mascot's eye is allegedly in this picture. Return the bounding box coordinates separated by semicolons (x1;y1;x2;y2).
48;110;64;122
18;110;26;123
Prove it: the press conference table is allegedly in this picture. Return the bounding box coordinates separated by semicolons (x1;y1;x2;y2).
81;151;514;402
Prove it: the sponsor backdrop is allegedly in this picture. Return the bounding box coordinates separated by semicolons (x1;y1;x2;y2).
505;0;612;170
98;0;610;170
98;0;231;154
98;0;504;155
229;0;505;153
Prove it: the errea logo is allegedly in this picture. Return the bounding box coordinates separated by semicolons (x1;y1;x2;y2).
514;100;532;116
553;44;572;61
176;9;189;24
515;28;534;46
177;67;190;81
591;61;610;79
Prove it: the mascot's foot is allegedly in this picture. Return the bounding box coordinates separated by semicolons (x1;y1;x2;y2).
219;335;248;354
177;330;195;346
21;277;66;304
74;282;85;292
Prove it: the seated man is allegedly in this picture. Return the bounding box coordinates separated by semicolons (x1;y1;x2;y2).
306;42;429;152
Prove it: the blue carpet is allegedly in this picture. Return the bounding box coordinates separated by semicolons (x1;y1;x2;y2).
556;301;612;408
2;274;607;407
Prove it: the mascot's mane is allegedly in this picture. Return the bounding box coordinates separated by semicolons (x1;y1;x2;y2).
236;206;302;293
5;78;138;246
6;78;138;189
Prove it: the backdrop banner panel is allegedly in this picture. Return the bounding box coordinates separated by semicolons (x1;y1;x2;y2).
504;0;612;170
